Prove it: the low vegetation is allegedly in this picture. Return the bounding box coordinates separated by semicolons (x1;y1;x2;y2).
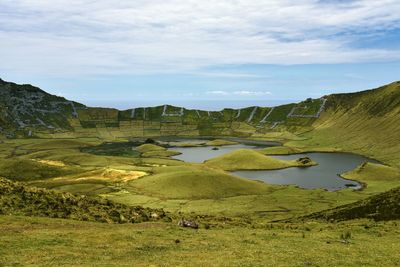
204;149;316;171
0;177;167;223
304;186;400;221
205;139;239;146
135;143;167;153
128;165;270;199
0;215;399;266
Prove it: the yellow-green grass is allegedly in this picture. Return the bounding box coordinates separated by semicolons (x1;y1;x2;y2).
0;158;81;182
204;149;317;171
127;165;270;199
303;186;400;222
259;145;305;155
141;149;181;158
135;143;166;153
285;82;400;169
0;215;399;267
205;139;239;146
341;162;400;193
51;183;114;196
23;139;95;150
258;145;341;155
28;167;149;190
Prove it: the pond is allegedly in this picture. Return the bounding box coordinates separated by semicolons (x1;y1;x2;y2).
232;153;378;191
169;141;376;191
169;143;262;163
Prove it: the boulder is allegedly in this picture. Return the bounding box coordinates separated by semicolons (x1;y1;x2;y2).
297;157;312;165
178;219;199;229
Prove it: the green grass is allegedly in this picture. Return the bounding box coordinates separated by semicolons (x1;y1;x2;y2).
340;162;400;193
342;162;400;183
204;149;316;171
0;215;399;266
141;149;181;158
304;186;400;222
135;143;166;153
259;145;305;155
0;177;167;224
205;139;239;146
0;158;80;181
127;165;270;199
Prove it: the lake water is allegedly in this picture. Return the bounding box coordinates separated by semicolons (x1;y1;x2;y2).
170;143;261;163
169;141;375;191
232;153;377;191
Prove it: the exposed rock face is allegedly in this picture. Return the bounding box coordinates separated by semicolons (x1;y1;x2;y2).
297;157;312;165
0;79;85;134
145;138;156;144
178;219;199;229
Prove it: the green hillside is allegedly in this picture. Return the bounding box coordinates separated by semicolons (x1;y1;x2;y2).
204;149;316;171
128;165;270;199
304;186;400;221
291;81;400;168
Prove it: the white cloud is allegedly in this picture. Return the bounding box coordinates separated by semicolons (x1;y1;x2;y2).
0;0;400;76
206;90;272;97
233;91;272;96
206;91;229;95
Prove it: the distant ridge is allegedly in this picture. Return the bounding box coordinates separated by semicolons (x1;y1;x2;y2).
0;78;332;137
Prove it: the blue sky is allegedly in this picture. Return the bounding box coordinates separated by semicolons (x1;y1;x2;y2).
1;0;400;110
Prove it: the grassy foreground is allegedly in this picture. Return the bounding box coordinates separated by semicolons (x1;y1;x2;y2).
0;215;399;266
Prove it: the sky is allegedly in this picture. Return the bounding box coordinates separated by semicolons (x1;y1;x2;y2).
0;0;400;110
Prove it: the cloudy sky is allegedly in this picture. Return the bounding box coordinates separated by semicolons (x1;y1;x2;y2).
1;0;399;109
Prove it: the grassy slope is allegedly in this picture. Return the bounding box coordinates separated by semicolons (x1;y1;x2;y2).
128;165;270;199
304;186;400;221
0;158;81;181
141;150;181;158
341;162;400;193
136;143;166;153
0;177;166;223
205;139;239;146
288;82;400;168
204;149;316;171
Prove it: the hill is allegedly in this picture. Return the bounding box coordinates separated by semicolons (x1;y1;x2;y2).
128;165;270;199
204;149;316;171
303;186;400;221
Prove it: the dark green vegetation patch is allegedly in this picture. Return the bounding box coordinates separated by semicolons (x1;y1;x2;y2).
0;177;167;223
81;142;141;157
304;186;400;221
